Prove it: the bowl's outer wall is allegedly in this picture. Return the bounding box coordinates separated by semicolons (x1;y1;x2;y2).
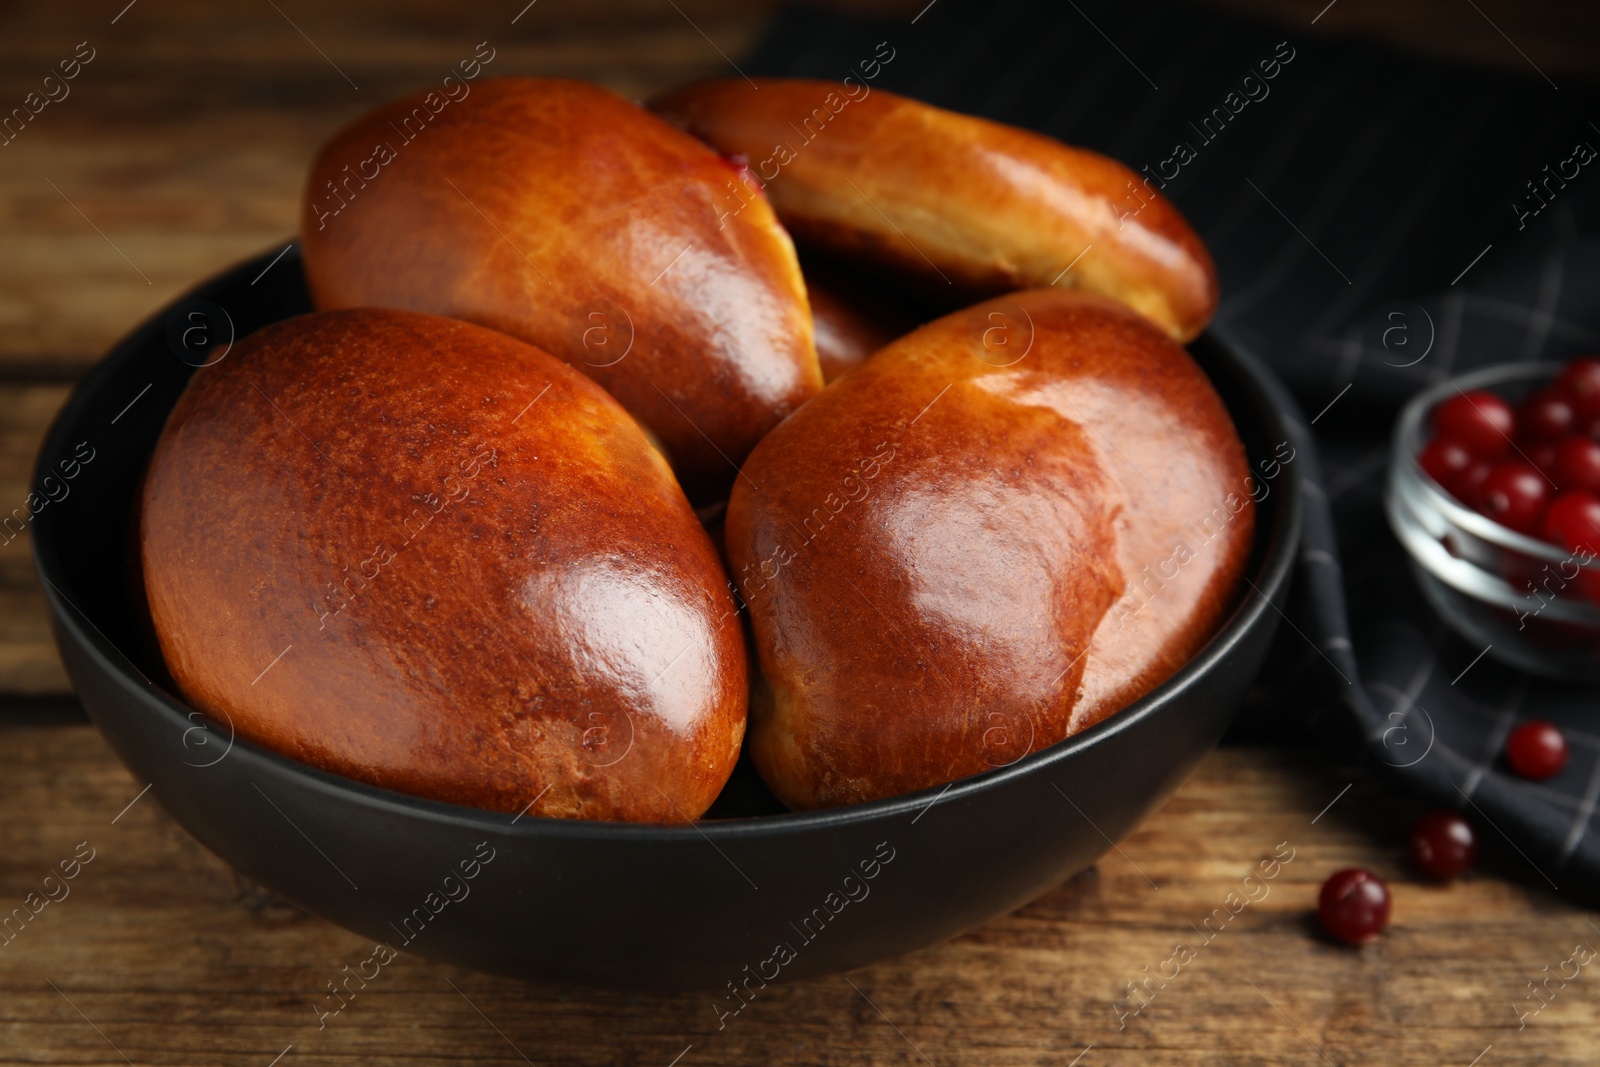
33;246;1300;990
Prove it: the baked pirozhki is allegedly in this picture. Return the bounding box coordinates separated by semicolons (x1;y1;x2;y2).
142;308;747;822
652;78;1219;342
300;77;822;500
724;289;1251;809
139;72;1251;820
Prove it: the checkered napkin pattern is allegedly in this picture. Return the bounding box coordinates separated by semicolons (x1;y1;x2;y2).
749;0;1600;900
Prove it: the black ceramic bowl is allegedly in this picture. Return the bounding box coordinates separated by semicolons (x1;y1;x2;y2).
33;246;1301;990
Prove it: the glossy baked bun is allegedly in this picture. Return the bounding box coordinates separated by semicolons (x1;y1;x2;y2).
652;78;1218;342
142;308;747;822
300;76;822;500
725;289;1251;810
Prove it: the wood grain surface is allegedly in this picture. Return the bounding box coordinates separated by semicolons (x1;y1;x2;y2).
0;727;1594;1066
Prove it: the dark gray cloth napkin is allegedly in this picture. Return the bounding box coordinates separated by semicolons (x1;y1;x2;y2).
747;0;1600;902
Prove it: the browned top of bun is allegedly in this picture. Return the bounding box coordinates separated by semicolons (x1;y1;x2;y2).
652;78;1218;342
141;308;747;822
725;289;1249;809
300;76;822;500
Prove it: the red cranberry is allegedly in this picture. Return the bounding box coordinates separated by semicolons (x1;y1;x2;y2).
1555;437;1600;493
1505;720;1569;780
1517;389;1576;441
1434;391;1514;458
1459;461;1493;508
1408;811;1478;881
1543;491;1600;554
1417;438;1475;499
1318;868;1392;945
1526;440;1560;481
1478;461;1550;534
1544;493;1600;602
1557;357;1600;418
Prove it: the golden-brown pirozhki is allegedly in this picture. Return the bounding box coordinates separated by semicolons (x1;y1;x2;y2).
301;77;822;500
652;79;1219;342
724;289;1251;810
142;308;747;823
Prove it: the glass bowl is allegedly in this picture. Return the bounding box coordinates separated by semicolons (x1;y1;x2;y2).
1387;361;1600;680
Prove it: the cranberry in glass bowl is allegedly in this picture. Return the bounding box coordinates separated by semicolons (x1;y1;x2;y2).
1433;391;1514;458
1517;389;1576;441
1478;461;1548;535
1387;360;1600;680
1557;357;1600;418
1552;437;1600;494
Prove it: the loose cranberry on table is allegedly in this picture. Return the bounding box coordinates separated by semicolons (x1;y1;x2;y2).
1557;356;1600;419
1554;437;1600;493
1318;868;1392;945
1517;389;1576;441
1408;811;1478;881
1504;720;1570;781
1433;390;1514;458
1478;461;1549;534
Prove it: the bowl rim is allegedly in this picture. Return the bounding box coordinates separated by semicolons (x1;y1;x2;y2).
1387;487;1600;620
31;244;1304;844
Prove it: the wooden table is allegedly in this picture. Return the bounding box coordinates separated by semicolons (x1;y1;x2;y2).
4;726;1597;1065
2;1;1598;1063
